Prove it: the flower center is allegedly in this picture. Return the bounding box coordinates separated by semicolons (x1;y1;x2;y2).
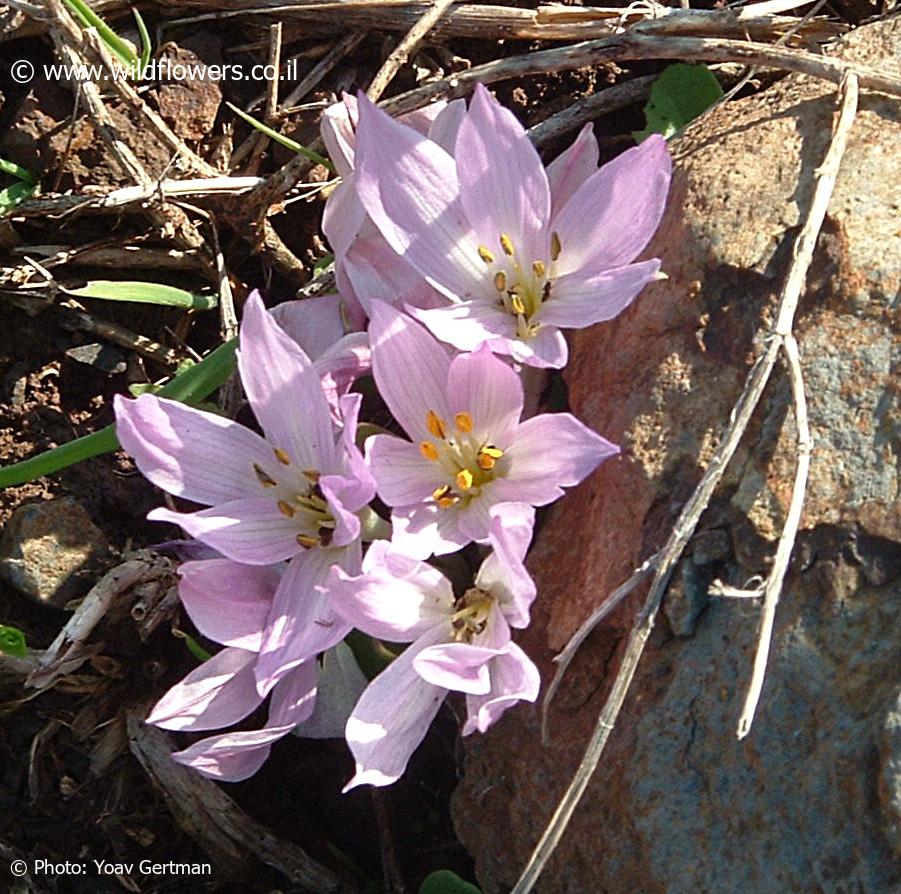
418;410;505;510
477;231;561;340
253;447;336;548
450;587;494;642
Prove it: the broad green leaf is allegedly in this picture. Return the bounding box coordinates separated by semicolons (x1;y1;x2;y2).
634;64;724;142
0;180;37;214
0;625;28;658
0;157;36;184
419;870;482;894
67;280;217;310
63;0;139;70
0;338;237;488
226;102;334;171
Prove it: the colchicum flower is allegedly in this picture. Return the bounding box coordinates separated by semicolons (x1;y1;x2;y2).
328;504;540;788
147;558;367;781
352;84;672;368
366;301;618;558
114;292;376;695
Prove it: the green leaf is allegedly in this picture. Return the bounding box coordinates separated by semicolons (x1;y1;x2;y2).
419;870;482;894
0;157;36;184
344;631;398;681
0;180;37;214
0;625;28;658
634;63;724;142
67;280;217;310
226;102;334;171
132;7;152;78
172;629;212;662
0;338;237;488
63;0;139;70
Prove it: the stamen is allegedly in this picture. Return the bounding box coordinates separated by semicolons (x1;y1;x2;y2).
454;412;473;433
273;447;291;466
302;469;320;483
426;410;448;440
456;469;474;491
296;533;320;548
499;233;515;256
478;245;495;264
277;500;296;518
420;441;439;461
253;463;277;487
550;231;562;261
510;294;526;316
432;484;458;508
477;446;503;470
493;271;507;292
532;260;546;278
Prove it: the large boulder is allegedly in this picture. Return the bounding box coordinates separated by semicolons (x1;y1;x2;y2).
452;18;900;893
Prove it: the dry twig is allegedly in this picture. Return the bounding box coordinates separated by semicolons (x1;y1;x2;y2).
512;70;861;894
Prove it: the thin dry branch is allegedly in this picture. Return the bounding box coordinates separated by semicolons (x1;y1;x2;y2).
512;70;861;894
278;30;367;113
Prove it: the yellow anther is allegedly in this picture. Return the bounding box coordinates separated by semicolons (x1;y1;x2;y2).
302;469;320;483
511;294;526;315
454;412;473;433
274;447;291;465
438;496;457;509
493;271;507;292
532;260;546;278
550;231;562;261
477;446;503;470
426;410;447;440
253;463;277;488
499;233;515;256
420;441;439;461
478;245;495;264
456;469;474;491
277;500;296;518
432;484;457;508
296;533;320;549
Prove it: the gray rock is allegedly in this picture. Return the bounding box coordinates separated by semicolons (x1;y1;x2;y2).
0;497;109;607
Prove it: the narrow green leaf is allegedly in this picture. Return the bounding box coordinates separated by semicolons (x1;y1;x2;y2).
634;63;724;142
63;0;139;70
0;625;28;658
132;7;152;78
312;253;335;274
172;629;212;662
0;180;37;214
0;338;237;488
419;870;482;894
0;157;36;184
67;280;217;310
226;102;334;171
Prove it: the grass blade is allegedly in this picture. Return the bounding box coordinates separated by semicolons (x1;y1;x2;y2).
226;102;334;171
63;0;139;70
0;157;36;184
67;280;217;310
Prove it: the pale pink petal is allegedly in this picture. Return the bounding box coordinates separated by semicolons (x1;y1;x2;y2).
447;345;523;445
178;559;279;650
170;727;287;782
413;642;502;695
546;122;599;216
552;134;672;276
255;547;354;695
354;94;485;301
400;99;449;135
369;302;452;441
463;642;540;735
456;84;550;263
270;293;347;360
409;301;514;354
327;539;453;641
294;643;368;739
238;292;336;473
323;175;368;259
390;502;471;559
540;259;661;328
343;627;448;790
148;500;301;566
505;325;569;369
114;393;271;506
427;99;466;154
146;647;262;732
320;96;357;177
268;660;318;726
367;435;439;508
454;492;494;544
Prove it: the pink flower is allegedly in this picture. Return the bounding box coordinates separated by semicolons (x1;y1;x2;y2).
328;504;540;789
114;292;376;694
147;559;367;781
353;84;672;368
365;301;618;558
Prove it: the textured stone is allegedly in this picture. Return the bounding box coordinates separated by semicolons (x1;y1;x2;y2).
452;19;901;894
0;497;109;607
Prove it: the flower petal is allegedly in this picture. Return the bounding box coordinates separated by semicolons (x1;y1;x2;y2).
540;259;661;328
456;84;550;263
462;642;540;735
270;293;348;360
408;301;514;354
149;499;301;566
354;93;485;301
114;394;271;506
369;302;452;441
238;292;337;473
390;502;472;559
170;727;285;782
327;539;453;641
546;122;599;216
294;643;368;739
413;642;502;695
506;325;569;369
146;647;262;732
427;98;466;154
552;133;672;276
178;558;280;650
367;434;439;508
343;627;448;790
268;659;319;726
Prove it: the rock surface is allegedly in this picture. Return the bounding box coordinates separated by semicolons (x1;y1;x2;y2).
452;19;900;894
0;497;109;607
